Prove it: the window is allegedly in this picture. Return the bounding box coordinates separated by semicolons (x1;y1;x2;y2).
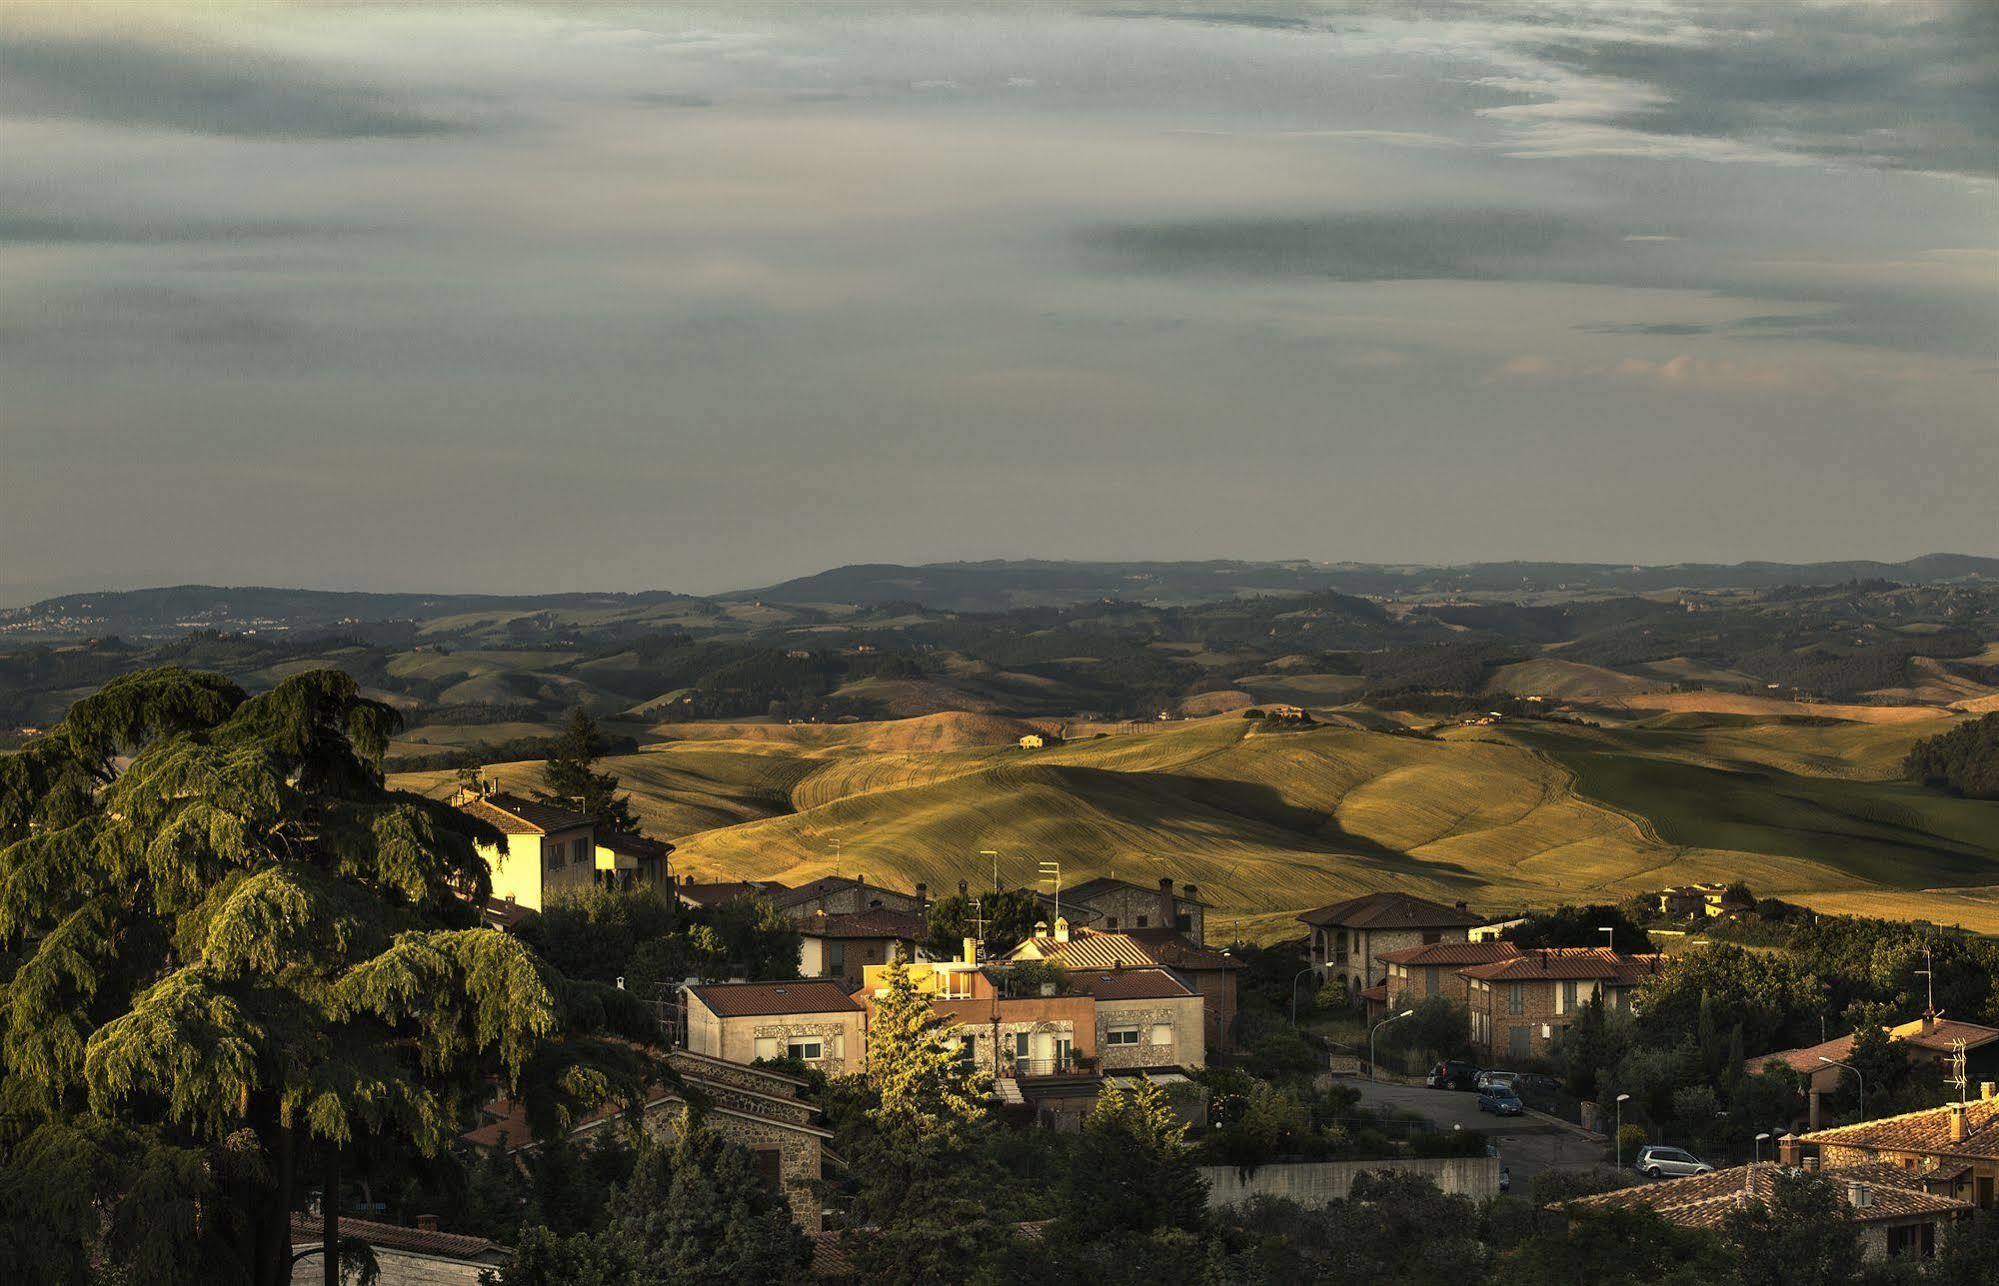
1107;1027;1140;1046
954;1036;976;1065
1148;1023;1172;1046
1106;917;1119;930
824;943;845;977
1136;915;1149;928
1507;983;1525;1016
753;1037;779;1061
1012;1031;1030;1060
787;1038;824;1062
1425;967;1439;996
1508;1026;1532;1060
1422;930;1442;944
1560;979;1578;1013
1886;1223;1936;1259
1175;913;1191;932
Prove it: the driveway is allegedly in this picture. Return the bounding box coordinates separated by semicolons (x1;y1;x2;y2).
1342;1077;1605;1193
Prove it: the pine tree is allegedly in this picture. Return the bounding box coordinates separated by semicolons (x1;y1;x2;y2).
1062;1078;1208;1240
863;958;989;1148
0;668;660;1286
537;708;639;833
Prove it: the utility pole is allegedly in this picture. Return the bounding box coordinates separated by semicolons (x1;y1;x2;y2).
979;849;1000;893
1038;860;1062;929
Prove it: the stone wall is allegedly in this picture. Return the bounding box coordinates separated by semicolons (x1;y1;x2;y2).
1197;1156;1500;1209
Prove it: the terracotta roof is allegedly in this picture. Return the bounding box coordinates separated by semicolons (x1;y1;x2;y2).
455;791;592;835
479;895;536;932
1014;928;1241;972
1747;1018;1999;1079
462;1051;825;1150
798;908;927;941
1377;941;1522;967
768;876;920;910
1066;967;1195;1001
1458;947;1662;984
1357;982;1388;1003
290;1215;508;1264
597;830;674;859
677;880;785;907
1298;891;1483;930
1800;1099;1999;1160
687;979;862;1017
1559;1162;1970;1230
1059;877;1212;909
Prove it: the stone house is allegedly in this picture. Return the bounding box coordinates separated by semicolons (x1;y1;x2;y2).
1460;947;1662;1063
796;907;927;989
593;829;674;892
684;979;866;1075
1066;966;1207;1072
1800;1093;1999;1212
1003;921;1242;1049
1748;1016;1999;1129
768;874;927;920
672;876;789;910
1558;1158;1970;1261
1045;877;1209;940
1371;940;1522;1016
1298;892;1485;997
462;1049;837;1231
289;1215;507;1284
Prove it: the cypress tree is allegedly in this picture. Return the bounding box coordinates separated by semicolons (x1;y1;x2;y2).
0;668;659;1286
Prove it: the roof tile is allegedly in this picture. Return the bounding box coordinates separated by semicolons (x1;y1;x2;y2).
688;979;863;1017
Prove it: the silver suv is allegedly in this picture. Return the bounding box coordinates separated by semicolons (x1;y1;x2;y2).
1635;1145;1713;1178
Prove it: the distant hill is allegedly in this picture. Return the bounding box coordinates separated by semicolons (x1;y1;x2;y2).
741;555;1999;611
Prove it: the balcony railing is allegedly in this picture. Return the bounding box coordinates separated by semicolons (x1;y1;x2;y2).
1006;1054;1095;1078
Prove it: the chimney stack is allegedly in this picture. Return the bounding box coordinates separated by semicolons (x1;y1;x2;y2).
1951;1104;1968;1143
1982;1081;1996;1102
1054;916;1070;944
1777;1134;1801;1167
1455;900;1467;912
1846;1182;1872;1210
1035;920;1051;940
1803;1156;1819;1172
1158;877;1176;926
916;882;927;908
417;1215;440;1232
959;879;969;897
962;937;979;967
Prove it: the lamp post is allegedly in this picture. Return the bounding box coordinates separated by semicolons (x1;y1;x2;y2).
1754;1131;1771;1165
1370;1009;1415;1083
979;849;1000;892
1599;925;1615;953
1615;1093;1632;1169
1820;1056;1867;1122
1290;964;1323;1027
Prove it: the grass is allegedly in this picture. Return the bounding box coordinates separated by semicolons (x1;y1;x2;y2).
393;710;1999;943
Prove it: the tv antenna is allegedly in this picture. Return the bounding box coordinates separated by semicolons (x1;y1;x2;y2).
1038;859;1062;929
1950;1039;1969;1104
1918;946;1937;1019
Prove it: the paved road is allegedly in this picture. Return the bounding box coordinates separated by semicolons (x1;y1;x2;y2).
1342;1078;1606;1193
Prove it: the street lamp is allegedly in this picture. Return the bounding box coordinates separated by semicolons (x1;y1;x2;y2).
1599;926;1615;953
1615;1093;1632;1169
1754;1131;1772;1165
1370;1009;1415;1083
1290;964;1323;1027
1819;1056;1867;1122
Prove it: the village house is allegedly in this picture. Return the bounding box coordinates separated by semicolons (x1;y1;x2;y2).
593;829;674;893
1298;891;1485;997
1371;940;1522;1016
463;1049;836;1231
684;979;866;1076
768;874;927;920
1066;966;1207;1073
1748;1016;1999;1129
1017;733;1045;749
1003;918;1242;1049
1558;1157;1971;1262
1460;947;1663;1062
453;791;600;913
672;875;790;910
797;906;927;989
1039;876;1209;940
1656;881;1755;919
1799;1090;1999;1212
290;1215;508;1285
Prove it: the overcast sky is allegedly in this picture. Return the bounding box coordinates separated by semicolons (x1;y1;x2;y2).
4;1;1994;602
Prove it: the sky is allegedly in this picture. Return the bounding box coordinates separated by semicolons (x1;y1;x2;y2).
3;0;1994;602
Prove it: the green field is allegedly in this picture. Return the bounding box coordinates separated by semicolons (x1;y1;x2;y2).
393;710;1999;940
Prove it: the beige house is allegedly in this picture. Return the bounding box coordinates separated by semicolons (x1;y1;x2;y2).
454;791;599;913
1801;1094;1999;1213
797;908;927;989
684;980;866;1075
1067;967;1206;1071
1018;733;1046;749
1460;947;1662;1062
1004;920;1241;1050
1372;940;1521;1015
1298;892;1485;996
1749;1017;1999;1130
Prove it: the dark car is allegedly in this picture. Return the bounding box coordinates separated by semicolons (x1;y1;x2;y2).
1427;1060;1479;1091
1477;1086;1525;1116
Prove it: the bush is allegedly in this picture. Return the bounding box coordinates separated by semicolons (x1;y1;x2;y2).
1614;1123;1649;1164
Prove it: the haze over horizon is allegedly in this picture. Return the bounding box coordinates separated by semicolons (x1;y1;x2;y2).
5;1;1994;604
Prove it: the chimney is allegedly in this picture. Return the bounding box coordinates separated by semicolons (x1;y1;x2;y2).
916;882;927;908
1846;1181;1872;1210
958;879;969;897
1054;916;1070;943
1034;920;1051;940
1777;1134;1800;1167
416;1215;440;1232
1540;948;1549;972
1951;1105;1968;1143
1803;1156;1819;1173
1455;900;1468;912
1982;1081;1996;1102
962;937;979;967
1158;877;1176;925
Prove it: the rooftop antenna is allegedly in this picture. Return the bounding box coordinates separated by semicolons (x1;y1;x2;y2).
969;896;989;954
1949;1039;1969;1105
1918;946;1937;1019
1038;859;1062;930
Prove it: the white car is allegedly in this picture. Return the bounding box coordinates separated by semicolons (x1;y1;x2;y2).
1636;1145;1713;1178
1475;1070;1519;1092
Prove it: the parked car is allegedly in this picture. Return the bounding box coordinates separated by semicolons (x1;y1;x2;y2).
1635;1145;1713;1178
1427;1060;1479;1091
1513;1072;1561;1098
1475;1070;1520;1092
1477;1086;1525;1116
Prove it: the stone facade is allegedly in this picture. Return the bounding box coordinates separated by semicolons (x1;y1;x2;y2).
1466;975;1635;1062
1094;994;1206;1070
1318;924;1469;995
1065;881;1206;940
684;994;865;1076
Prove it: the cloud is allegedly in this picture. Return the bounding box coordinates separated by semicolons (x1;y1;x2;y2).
1078;209;1606;282
0;30;456;139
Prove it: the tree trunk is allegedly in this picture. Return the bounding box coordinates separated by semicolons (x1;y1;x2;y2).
248;1096;294;1286
323;1144;340;1286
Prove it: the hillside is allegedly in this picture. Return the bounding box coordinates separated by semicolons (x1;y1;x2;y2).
394;710;1999;940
